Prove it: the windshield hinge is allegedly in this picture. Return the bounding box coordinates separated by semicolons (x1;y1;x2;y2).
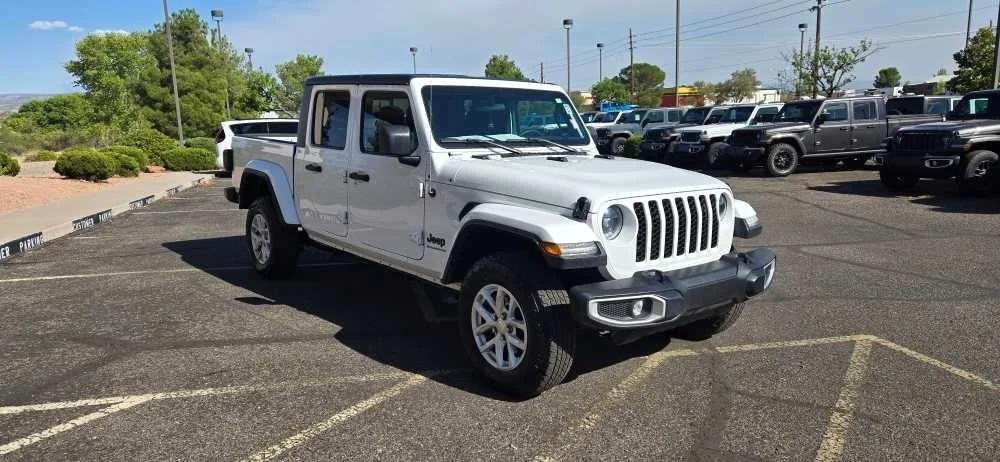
418;181;425;198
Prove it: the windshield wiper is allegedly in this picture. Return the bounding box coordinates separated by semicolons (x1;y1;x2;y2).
440;137;523;156
506;137;583;154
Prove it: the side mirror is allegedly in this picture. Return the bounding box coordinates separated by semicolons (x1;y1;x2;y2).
379;124;414;156
816;114;827;125
641;119;649;127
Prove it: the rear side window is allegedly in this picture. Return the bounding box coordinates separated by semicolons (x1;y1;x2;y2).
268;121;298;135
232;122;269;135
312;91;351;149
886;98;923;115
645;111;664;123
852;100;877;120
361;91;416;155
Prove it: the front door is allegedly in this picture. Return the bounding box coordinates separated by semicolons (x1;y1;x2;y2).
347;89;426;260
850;99;881;151
296;86;354;237
814;101;852;153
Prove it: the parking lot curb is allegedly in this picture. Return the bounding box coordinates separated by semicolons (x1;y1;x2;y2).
0;175;213;263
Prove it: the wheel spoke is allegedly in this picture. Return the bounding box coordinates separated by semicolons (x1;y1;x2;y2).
494;335;505;368
505;334;526;351
475;303;495;324
475;321;495;334
509;320;526;332
478;335;498;353
506;338;517;363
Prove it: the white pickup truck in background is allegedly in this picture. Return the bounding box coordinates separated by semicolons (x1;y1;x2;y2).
226;74;776;397
213;118;298;172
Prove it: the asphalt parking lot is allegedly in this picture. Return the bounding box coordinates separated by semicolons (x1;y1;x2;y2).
1;168;999;461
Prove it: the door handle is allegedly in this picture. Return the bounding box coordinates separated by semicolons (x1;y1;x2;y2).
839;127;850;131
348;171;370;182
305;163;322;172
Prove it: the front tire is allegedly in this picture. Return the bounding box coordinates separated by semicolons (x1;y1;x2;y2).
610;137;627;155
458;252;576;397
879;168;919;191
765;143;799;177
957;150;998;197
670;302;745;340
246;197;300;278
703;142;725;169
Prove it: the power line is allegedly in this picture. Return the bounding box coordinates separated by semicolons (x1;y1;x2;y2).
634;0;813;45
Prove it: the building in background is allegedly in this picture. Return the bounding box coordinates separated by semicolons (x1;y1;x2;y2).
660;86;704;107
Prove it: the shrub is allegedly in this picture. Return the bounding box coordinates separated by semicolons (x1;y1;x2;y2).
53;148;116;181
0;152;20;176
123;127;177;166
24;150;59;162
184;137;216;151
106;152;141;177
160;147;216;171
101;146;149;169
623;134;643;158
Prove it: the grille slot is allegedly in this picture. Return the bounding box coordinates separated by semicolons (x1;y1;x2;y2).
643;129;663;141
647;201;661;260
633;203;647;262
698;195;710;251
597;300;636;321
630;193;723;264
687;197;699;254
897;133;946;151
675;198;688;256
710;195;719;248
680;131;701;143
661;199;675;258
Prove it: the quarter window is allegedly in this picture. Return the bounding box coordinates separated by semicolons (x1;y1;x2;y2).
361;91;416;154
312;91;351;149
852;101;877;121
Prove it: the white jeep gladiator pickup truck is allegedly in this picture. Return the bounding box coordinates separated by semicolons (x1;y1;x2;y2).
225;74;776;397
672;103;783;168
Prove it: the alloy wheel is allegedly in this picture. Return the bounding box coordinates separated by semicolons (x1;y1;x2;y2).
249;213;271;265
471;284;528;371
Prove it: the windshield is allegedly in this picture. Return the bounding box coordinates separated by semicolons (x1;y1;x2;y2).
422;85;590;146
775;101;822;123
680;107;709;123
720;106;755;123
952;93;1000;119
581;112;598;123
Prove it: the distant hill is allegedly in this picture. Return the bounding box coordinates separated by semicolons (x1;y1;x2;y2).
0;94;55;117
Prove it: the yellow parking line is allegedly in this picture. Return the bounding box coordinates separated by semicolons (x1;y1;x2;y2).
240;374;428;462
814;339;873;462
0;396;152;455
873;338;999;392
714;334;875;353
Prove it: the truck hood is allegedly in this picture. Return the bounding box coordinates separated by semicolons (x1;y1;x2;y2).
679;122;748;138
898;119;1000;137
440;155;729;210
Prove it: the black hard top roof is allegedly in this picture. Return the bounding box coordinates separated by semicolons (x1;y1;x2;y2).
304;74;556;86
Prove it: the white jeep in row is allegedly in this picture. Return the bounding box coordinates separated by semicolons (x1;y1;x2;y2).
672;103;783;168
226;74;776;397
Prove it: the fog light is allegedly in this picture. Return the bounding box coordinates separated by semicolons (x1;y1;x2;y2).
631;300;644;317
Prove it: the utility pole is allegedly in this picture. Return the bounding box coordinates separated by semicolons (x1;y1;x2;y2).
628;28;635;103
409;47;418;73
675;0;680;107
966;0;974;48
563;19;573;92
244;47;254;72
162;0;184;144
540;62;544;83
798;23;808;99
810;0;823;98
994;4;1000;88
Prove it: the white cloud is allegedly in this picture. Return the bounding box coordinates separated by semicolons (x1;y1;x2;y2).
93;29;128;35
68;26;84;32
29;20;69;30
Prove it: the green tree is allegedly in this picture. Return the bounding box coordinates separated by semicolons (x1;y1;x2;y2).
236;69;281;114
2;94;93;132
614;63;666;107
784;40;880;97
936;68;949;76
692;80;726;105
275;54;324;112
484;55;527;81
590;78;629;104
65;32;153;125
721;68;761;103
873;67;901;87
948;26;996;94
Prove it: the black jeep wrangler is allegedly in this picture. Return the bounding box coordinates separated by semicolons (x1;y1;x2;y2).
878;90;1000;196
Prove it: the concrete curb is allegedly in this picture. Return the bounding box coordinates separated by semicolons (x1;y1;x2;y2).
0;176;213;263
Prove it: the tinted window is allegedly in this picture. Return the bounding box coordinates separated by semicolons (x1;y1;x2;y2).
852;100;877;120
886;97;923;115
361;91;416;154
231;122;268;135
629;110;647;123
775;101;821;122
681;107;709;123
581;112;598;123
821;102;848;122
925;99;950;115
268;121;298;135
312;91;351;149
645;111;664;123
667;110;680;122
753;107;780;123
600;111;620;123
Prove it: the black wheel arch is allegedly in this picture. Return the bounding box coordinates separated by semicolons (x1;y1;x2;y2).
237;170;290;226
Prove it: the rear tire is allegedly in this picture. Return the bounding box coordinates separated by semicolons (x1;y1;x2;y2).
670;302;745;340
765;143;799;177
957;150;998;197
246;197;300;278
458;252;576;398
879;168;919;191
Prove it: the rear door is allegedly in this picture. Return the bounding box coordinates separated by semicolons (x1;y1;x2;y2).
296;86;354;237
814;101;852;153
850;99;880;150
347;88;426;260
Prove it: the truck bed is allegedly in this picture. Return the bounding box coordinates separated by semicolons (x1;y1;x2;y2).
231;135;296;191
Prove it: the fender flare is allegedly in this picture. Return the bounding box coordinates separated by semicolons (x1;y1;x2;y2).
441;203;605;283
239;159;300;225
767;135;808;156
967;135;1000;147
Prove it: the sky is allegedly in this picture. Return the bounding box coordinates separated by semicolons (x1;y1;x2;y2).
0;0;995;95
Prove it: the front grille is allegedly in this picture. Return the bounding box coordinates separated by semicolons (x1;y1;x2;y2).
631;193;724;262
597;300;636;321
896;133;946;151
680;131;701;143
596;128;611;139
643;129;664;141
729;129;762;146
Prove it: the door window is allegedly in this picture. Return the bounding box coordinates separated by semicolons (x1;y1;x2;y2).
267;121;298;135
753;107;780;123
667;110;680;122
361;91;416;154
852;101;877;121
232;122;269;135
645;111;664;123
312;91;351;149
821;102;848;122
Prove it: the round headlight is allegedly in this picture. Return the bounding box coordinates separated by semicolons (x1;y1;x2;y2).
602;206;624;240
718;194;730;217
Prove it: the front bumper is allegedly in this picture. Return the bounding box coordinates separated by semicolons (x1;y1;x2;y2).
722;144;767;164
568;248;776;336
877;150;963;179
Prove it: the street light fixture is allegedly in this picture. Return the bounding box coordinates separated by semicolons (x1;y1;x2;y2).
563;18;573;92
211;9;231;118
797;23;807;99
244;47;254;71
409;47;418;73
596;42;604;80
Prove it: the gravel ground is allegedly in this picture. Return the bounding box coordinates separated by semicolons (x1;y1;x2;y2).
0;160;154;214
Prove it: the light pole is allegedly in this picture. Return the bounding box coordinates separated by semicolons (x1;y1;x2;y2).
994;3;1000;88
966;0;974;48
675;0;680;107
244;47;254;72
596;42;604;80
563;19;573;92
810;0;823;99
162;0;183;143
798;23;807;99
409;47;418;73
211;9;231;119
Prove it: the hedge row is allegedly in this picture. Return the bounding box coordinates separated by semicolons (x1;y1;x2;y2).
160;147;216;171
0;152;20;177
54;149;117;181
